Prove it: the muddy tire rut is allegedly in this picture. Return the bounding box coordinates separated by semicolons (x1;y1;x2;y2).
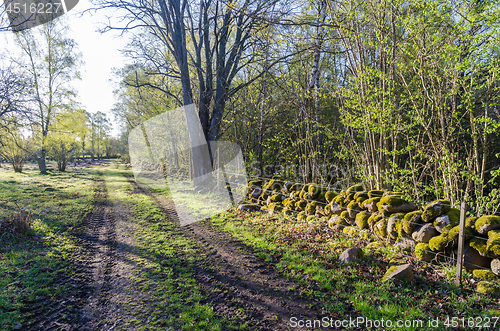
73;173;138;330
132;180;333;330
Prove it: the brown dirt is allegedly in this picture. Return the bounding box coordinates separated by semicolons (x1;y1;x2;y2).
27;170;336;330
136;182;333;330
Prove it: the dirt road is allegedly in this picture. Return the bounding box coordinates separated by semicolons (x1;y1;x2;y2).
38;169;330;330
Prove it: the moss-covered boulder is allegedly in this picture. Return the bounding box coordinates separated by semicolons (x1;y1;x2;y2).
312;185;328;200
283;181;295;193
282;207;293;216
363;197;381;213
323;204;333;217
329;214;349;227
346;184;364;195
428;225;461;252
476;281;500;295
354;191;369;200
368;190;384;199
355;196;367;207
267;194;284;205
382;264;413;283
466;216;478;232
305;201;318;215
378;196;418;214
470;237;488;256
282;198;292;208
290;183;303;192
368;213;383;232
387;213;403;240
347;200;362;219
248;179;263;187
486;229;500;256
412;223;438;243
433;208;460;233
295;200;307;212
340;210;354;226
475;215;500;235
297;211;307;222
473;269;497;281
238;204;261;212
415;243;435;262
355;211;370;229
306;215;316;222
268;203;283;214
263;179;284;192
401;210;423;235
325;191;337;203
345;193;356;202
463;242;491;271
332;195;345;205
422;200;451;222
374;218;388;238
428;234;449;252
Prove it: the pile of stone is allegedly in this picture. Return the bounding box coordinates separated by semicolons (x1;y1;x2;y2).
239;178;500;294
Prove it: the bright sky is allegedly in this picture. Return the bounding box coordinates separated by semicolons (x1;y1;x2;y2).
1;0;129;137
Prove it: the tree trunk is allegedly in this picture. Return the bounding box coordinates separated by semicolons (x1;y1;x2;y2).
37;149;47;173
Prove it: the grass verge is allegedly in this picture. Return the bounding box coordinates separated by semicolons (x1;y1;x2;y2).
211;209;500;330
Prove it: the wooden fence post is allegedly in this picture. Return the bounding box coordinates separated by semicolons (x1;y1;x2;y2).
455;201;468;286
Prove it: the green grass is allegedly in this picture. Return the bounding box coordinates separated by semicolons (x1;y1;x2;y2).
96;163;246;330
210;209;500;330
0;162;95;330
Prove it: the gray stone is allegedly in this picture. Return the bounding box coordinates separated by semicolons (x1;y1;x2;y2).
330;203;343;215
364;200;378;213
238;204;261;212
464;242;492;272
339;247;362;264
434;215;451;233
412;223;438;243
490;259;500;275
383;264;414;282
395;237;415;252
250;187;262;199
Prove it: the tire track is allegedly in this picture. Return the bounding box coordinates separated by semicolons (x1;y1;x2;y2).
128;178;334;330
76;173;118;330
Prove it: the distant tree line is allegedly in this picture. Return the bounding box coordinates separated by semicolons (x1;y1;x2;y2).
0;18;123;173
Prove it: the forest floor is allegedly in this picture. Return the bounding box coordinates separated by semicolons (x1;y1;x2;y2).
1;161;499;330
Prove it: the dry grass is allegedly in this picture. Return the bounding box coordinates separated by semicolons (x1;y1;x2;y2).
0;200;33;234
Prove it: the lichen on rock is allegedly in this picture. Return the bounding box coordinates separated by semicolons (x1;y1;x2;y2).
475;215;500;235
401;210;422;235
325;191;337;203
422;199;451;222
378;196;418;214
476;281;500;295
486;229;500;256
470;237;488;256
473;269;498;281
433;208;460;233
415;243;435;262
355;211;371;229
363;197;381;213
